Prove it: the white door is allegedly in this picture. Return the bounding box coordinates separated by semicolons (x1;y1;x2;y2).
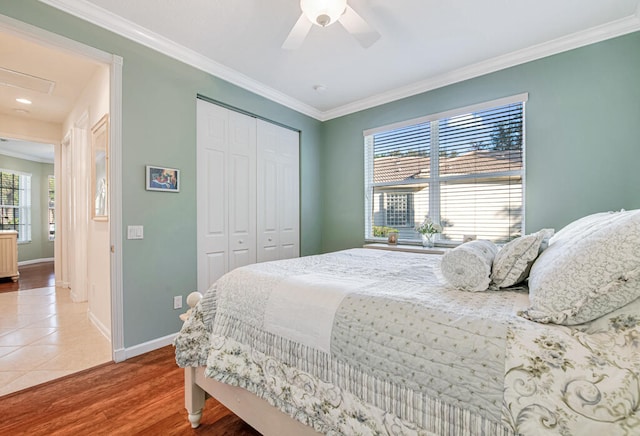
197;99;256;292
227;111;257;271
257;120;300;262
278;126;300;260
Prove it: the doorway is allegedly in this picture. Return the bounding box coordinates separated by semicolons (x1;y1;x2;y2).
0;14;124;391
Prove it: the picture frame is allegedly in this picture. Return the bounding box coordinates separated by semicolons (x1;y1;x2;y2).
387;231;398;245
145;165;180;192
91;114;109;221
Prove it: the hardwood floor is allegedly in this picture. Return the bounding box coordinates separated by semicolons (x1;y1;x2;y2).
0;345;261;435
0;261;55;294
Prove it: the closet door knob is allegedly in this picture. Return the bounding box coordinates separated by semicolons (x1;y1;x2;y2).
238;239;244;244
268;238;273;242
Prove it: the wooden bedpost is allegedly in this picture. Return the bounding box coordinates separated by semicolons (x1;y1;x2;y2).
185;367;205;428
181;292;205;428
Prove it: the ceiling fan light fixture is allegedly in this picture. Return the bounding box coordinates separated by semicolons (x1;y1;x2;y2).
300;0;347;27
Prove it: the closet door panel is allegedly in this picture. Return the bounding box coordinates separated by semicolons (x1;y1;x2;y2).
257;123;280;263
228;111;257;270
197;100;229;291
257;119;299;262
278;128;300;256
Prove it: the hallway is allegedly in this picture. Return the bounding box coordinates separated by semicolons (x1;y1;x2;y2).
0;262;111;397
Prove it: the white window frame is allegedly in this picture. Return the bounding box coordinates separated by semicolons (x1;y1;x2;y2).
364;93;528;244
48;175;55;241
0;169;32;244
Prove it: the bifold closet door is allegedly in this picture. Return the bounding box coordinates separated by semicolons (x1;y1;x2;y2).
256;119;300;263
196;99;256;292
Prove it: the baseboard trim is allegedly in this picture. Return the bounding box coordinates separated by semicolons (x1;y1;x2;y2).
88;310;111;341
18;257;54;266
113;332;178;363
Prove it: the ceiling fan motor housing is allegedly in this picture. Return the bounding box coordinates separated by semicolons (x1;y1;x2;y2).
300;0;347;27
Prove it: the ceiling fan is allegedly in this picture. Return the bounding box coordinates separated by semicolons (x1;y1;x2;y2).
282;0;381;50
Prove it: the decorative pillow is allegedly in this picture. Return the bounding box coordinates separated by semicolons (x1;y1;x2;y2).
490;228;554;289
441;240;498;292
548;210;616;246
520;209;640;325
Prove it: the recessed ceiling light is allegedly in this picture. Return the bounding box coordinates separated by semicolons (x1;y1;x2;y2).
16;98;32;105
313;84;327;93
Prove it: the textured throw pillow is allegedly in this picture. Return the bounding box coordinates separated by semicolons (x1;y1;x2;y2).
520;209;640;325
441;240;498;292
490;228;554;289
548;210;615;246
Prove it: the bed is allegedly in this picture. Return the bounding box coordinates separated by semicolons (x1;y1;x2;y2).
174;209;640;435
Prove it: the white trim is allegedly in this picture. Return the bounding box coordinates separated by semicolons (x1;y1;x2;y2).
38;0;323;120
88;309;111;340
0;167;32;177
364;93;529;137
37;0;640;122
323;15;640;121
0;14;124;363
17;257;54;266
0;150;54;164
0;12;113;63
109;54;125;362
113;332;178;362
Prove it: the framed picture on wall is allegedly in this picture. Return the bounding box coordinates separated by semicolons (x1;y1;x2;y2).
145;165;180;192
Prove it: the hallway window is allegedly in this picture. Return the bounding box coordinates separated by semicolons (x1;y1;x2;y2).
0;170;32;243
48;175;55;241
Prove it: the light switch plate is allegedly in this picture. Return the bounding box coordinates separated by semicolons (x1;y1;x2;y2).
173;295;182;310
127;225;144;240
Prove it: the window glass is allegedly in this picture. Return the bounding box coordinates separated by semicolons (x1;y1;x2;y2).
364;96;525;244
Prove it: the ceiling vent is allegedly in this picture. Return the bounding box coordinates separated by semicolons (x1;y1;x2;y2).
0;67;55;94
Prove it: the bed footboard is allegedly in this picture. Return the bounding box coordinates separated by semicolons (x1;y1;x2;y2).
184;367;205;428
184;366;319;435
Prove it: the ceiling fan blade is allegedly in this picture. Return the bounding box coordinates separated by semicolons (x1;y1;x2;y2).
339;5;381;48
282;14;313;50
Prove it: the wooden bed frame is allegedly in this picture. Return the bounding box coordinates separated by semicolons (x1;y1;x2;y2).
181;292;319;435
184;366;319;435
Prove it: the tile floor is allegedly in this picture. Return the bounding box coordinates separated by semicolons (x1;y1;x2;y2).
0;286;112;397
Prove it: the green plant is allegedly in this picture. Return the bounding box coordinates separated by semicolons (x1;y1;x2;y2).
373;226;399;237
414;216;442;235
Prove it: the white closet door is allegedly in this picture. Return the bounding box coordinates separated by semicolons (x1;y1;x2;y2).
197;100;228;292
197;99;256;292
256;123;280;263
227;111;257;271
257;120;300;262
278;127;300;260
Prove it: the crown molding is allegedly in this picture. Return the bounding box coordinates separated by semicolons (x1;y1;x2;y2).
38;0;324;120
38;0;640;123
0;149;54;164
321;12;640;121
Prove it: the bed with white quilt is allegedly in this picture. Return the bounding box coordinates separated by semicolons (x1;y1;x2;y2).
174;209;640;435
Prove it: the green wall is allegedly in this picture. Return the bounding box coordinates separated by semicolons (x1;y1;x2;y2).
0;0;323;347
3;0;639;348
0;154;54;262
320;31;640;253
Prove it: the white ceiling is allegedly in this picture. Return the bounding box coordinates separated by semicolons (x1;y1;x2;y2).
40;0;640;121
0;29;103;163
0;138;55;163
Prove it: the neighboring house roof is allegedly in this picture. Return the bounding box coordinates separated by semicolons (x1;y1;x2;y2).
373;150;521;184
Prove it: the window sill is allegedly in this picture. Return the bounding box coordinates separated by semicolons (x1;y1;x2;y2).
362;243;450;255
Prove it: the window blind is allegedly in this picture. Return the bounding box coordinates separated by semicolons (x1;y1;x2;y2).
364;97;525;244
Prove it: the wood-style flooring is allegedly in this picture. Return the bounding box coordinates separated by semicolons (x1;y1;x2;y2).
0;261;55;294
0;345;261;435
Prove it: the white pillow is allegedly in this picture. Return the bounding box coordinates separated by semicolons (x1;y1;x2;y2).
441;240;498;292
548;210;616;246
490;229;554;289
520;209;640;325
